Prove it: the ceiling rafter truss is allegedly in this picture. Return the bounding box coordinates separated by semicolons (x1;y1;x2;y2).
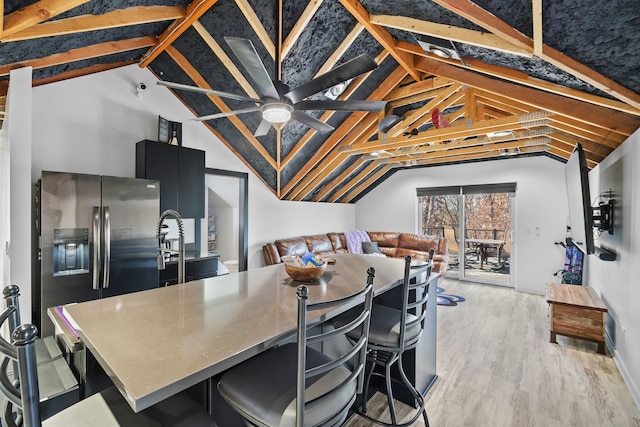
1;0;638;203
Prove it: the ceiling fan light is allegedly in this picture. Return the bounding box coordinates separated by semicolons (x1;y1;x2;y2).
262;103;293;123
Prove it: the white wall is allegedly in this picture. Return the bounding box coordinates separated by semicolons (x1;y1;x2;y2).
589;128;640;407
7;67;33;321
355;156;569;294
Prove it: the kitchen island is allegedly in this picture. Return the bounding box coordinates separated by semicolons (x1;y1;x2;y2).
56;254;438;414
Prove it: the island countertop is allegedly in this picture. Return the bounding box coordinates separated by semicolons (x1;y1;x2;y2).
62;254;425;412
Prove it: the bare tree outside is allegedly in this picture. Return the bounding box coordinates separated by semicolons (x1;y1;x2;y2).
420;192;512;284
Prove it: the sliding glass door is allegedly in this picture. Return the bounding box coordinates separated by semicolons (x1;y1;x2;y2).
419;184;514;286
462;191;512;285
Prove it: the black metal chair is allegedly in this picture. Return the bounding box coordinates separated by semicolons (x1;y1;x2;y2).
217;267;375;427
0;307;216;426
1;285;79;419
336;253;433;426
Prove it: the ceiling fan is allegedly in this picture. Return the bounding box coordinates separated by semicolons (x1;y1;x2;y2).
157;36;387;137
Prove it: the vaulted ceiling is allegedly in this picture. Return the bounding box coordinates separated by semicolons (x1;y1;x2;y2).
2;0;639;202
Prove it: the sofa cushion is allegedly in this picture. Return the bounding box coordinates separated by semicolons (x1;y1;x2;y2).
327;232;348;253
362;241;382;255
366;232;400;248
398;233;439;253
366;232;399;257
305;234;335;256
275;237;308;258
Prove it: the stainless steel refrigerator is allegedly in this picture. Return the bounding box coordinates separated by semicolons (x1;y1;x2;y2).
34;171;160;337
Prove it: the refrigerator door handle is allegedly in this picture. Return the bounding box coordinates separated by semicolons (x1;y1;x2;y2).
102;206;111;288
92;206;101;290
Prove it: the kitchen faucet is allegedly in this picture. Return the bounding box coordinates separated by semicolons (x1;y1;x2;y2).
156;209;185;284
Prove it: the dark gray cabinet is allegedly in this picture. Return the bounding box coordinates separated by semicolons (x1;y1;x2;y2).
136;140;205;218
159;257;219;286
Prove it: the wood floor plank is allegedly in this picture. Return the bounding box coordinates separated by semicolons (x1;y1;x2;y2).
345;279;640;426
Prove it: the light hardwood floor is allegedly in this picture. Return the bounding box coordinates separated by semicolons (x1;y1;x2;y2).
346;279;640;426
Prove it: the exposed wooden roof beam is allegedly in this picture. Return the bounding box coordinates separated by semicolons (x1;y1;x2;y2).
342;165;391;203
312;159;363;201
385;76;453;103
432;0;640;109
32;60;135;86
532;0;543;56
287;116;379;200
282;0;324;58
432;0;533;51
370;14;531;57
368;129;554;161
313;23;364;77
192;21;259;99
338;0;421;81
413;56;640;136
390;84;463;137
282;65;408;198
280;51;390;171
139;0;218;68
2;6;186;42
396;40;640;116
0;36;156;76
344;112;552;155
329;162;382;202
165;45;276;170
375;139;552;165
2;0;89;38
234;0;274;60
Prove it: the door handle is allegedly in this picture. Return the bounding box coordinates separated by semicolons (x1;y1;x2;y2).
92;206;101;290
102;206;111;288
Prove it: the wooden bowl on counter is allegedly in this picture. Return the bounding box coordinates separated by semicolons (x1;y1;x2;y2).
284;262;327;282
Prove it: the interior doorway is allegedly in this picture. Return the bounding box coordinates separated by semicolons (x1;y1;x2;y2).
418;183;515;286
205;169;248;273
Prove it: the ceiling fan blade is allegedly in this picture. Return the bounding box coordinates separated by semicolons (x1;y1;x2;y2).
157;81;262;104
192;106;261;121
224;37;279;100
295;100;387;112
286;54;378;103
291;111;334;134
254;119;272;137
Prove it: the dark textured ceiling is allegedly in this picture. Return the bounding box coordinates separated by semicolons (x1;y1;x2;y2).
2;0;639;202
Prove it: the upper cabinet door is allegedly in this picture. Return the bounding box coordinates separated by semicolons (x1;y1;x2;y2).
178;146;205;218
136;140;205;218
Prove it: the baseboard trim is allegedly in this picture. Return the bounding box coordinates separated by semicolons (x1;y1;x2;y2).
610;345;640;411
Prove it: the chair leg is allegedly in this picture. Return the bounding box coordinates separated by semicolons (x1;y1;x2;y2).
356;349;429;427
361;355;376;414
385;358;397;424
397;355;429;427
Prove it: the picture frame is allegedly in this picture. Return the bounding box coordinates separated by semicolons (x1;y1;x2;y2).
158;116;169;143
158;116;182;146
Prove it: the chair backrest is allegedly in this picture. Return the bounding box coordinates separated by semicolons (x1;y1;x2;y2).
398;251;434;351
0;304;42;427
295;267;375;427
2;285;22;337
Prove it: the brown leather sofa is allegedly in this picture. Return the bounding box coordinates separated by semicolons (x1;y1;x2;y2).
263;231;449;280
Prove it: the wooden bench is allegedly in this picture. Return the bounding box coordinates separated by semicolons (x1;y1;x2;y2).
545;283;608;354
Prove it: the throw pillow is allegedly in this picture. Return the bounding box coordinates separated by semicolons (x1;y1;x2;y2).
362;241;381;254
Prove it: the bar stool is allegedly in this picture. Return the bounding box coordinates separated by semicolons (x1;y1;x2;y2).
0;307;216;426
2;285;79;419
217;267;376;427
335;253;433;426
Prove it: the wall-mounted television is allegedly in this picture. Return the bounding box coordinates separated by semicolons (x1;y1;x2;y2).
565;143;595;255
